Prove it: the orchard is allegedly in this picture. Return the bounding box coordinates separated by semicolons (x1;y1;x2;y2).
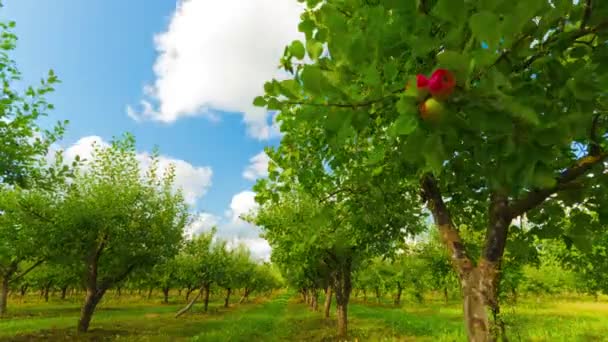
2;0;608;341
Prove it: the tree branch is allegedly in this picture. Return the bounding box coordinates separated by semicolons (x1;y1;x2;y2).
420;174;473;278
518;20;608;72
581;0;592;29
482;192;511;263
283;88;402;110
508;152;608;218
10;258;45;283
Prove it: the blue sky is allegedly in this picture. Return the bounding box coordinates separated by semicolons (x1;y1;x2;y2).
1;0;303;258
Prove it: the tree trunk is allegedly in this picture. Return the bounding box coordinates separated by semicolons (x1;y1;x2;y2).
311;289;318;311
323;287;332;318
162;287;170;304
147;288;153;300
77;288;105;333
422;175;511;342
61;286;68;300
116;287;121;297
362;289;367;303
375;287;381;303
0;274;9;316
239;288;250;304
20;284;28;297
511;288;517;304
203;284;210;312
332;257;352;339
444;286;449;304
43;282;51;302
224;288;231;308
394;283;402;306
175;286;204;318
186;287;193;301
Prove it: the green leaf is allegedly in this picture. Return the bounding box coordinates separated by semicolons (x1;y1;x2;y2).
571;235;593;253
392;97;418;135
253;96;266;107
307;40;324;60
324;111;346;132
301;66;323;94
532;164;557;189
437;51;469;80
289;40;306;60
424;134;446;174
433;0;466;24
393;113;418;135
298;19;315;40
469;12;500;49
567;77;595;101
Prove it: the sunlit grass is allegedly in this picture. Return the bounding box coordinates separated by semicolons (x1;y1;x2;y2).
1;291;607;341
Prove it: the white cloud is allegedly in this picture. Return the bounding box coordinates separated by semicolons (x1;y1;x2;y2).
186;212;220;237
242;151;270;180
60;136;212;206
127;0;303;140
137;152;212;206
227;237;271;261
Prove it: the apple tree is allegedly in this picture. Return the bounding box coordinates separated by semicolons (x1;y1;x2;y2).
55;135;188;332
256;0;608;340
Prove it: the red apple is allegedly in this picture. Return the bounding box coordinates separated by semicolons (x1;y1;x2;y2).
428;69;455;100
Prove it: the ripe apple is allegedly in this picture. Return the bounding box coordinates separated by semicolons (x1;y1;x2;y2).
419;98;445;122
428;69;455;100
405;74;429;100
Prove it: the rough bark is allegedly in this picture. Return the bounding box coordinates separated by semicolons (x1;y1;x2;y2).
422;175;508;342
332;257;352;339
77;288;106;333
323;287;332;318
0;274;9;316
203;284;210;312
162;287;170;304
224;288;231;308
147;288;153;300
61;286;68;300
311;289;319;311
175;286;204;318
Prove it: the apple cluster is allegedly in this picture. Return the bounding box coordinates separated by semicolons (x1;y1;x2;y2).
406;69;456;122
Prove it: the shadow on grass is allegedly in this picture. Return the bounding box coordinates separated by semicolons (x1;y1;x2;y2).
0;328;130;342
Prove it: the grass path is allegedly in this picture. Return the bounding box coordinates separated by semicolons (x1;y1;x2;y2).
2;294;608;341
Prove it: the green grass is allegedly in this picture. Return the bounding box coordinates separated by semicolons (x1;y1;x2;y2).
2;292;608;341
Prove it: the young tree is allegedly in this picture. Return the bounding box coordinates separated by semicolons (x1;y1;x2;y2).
256;1;608;340
0;16;68;316
56;135;188;332
175;229;227;316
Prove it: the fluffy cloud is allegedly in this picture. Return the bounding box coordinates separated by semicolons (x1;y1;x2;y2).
136;152;212;206
186;212;220;237
188;190;271;260
61;136;212;206
242;151;270;181
127;0;303;139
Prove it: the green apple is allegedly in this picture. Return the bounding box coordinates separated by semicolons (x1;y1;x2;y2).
419;98;445;122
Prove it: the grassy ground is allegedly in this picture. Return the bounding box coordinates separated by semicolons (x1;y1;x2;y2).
1;292;607;341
